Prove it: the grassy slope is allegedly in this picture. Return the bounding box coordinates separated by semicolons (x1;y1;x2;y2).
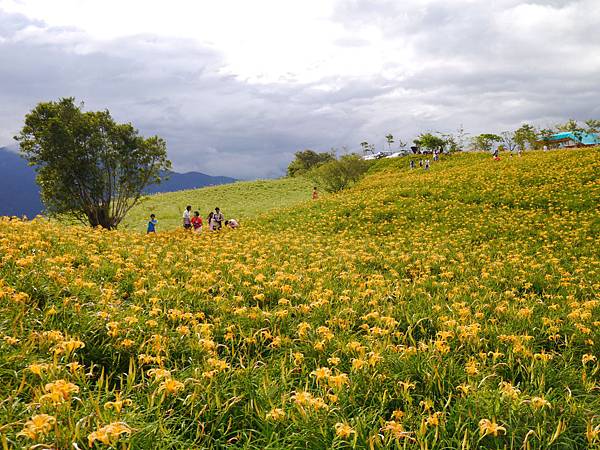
122;176;314;231
1;148;599;448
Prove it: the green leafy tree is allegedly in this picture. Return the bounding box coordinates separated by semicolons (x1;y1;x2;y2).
15;97;171;229
556;119;580;132
287;149;335;177
472;134;502;152
308;154;371;193
584;119;600;133
416;133;446;152
513;124;538;153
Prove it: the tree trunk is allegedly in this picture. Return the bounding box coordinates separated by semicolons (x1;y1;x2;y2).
87;207;113;229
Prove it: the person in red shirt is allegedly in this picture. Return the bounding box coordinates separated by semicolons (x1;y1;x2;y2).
191;211;203;233
312;186;318;200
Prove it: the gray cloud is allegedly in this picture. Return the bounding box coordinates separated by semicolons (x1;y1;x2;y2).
1;2;599;178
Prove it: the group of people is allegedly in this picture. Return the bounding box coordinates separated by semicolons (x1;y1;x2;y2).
410;158;431;170
409;150;441;171
147;187;319;234
182;206;239;233
146;206;239;234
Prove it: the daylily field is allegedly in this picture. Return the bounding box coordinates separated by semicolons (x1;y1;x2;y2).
0;149;599;449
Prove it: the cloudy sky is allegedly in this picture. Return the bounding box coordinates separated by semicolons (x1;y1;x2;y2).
1;0;599;178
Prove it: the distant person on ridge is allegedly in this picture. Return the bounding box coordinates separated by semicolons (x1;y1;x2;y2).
312;187;319;200
225;219;239;229
424;159;430;170
191;211;203;233
410;160;415;169
182;205;192;230
147;214;157;234
213;207;224;229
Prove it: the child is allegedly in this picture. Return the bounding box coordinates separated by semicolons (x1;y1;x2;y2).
147;214;157;234
312;187;318;200
191;211;203;233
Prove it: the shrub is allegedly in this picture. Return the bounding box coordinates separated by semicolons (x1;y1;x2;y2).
308;154;371;192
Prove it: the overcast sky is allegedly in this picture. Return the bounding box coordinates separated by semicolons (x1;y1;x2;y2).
1;0;599;178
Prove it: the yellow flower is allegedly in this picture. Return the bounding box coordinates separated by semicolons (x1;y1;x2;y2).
499;381;521;400
527;396;551;410
147;368;171;380
28;362;52;376
88;422;132;447
479;418;506;437
327;356;341;366
17;414;56;440
265;408;286;421
582;354;596;365
40;379;79;405
398;380;416;393
158;378;185;395
104;393;133;414
334;422;355;439
381;421;414;440
327;373;349;390
311;367;331;382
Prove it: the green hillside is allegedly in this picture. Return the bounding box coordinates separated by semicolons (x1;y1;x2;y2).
122;176;314;231
1;148;599;449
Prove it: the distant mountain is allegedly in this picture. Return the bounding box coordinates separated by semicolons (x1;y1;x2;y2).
0;147;43;218
0;147;236;218
145;171;236;194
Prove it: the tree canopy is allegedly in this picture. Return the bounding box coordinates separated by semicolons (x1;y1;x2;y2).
415;133;446;152
15;97;171;229
513;124;538;152
287;149;335;177
471;133;502;152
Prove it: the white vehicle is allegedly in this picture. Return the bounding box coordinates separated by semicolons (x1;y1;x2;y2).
362;152;390;160
386;151;410;159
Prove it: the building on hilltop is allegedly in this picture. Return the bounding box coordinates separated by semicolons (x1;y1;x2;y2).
543;132;600;149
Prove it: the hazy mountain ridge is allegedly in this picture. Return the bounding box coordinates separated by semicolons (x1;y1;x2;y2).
0;147;237;217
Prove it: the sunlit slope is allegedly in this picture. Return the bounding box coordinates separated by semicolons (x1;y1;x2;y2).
123;176;314;231
0;148;599;449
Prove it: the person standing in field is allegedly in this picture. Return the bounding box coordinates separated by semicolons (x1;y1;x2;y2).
147;214;157;234
410;160;415;169
207;212;214;231
424;159;430;170
183;205;192;230
212;207;224;230
191;211;203;233
312;187;318;200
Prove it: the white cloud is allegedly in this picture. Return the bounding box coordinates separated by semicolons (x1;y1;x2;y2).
0;0;599;178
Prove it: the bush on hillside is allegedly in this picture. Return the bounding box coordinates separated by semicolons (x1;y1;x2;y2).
287;149;335;177
308;154;371;192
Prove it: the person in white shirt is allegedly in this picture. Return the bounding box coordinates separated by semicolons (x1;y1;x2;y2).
182;205;192;230
225;219;239;229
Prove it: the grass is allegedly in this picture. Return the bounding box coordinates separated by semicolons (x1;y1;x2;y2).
122;176;314;232
0;148;599;449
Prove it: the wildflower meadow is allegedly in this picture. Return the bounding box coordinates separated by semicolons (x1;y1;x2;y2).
0;149;599;449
